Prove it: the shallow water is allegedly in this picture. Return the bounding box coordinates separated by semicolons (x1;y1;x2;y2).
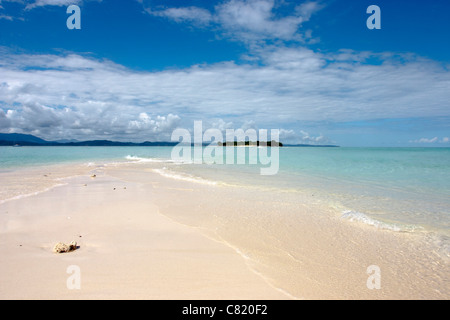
1;145;449;247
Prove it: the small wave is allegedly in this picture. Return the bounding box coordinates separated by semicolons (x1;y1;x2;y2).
341;210;419;232
425;233;450;263
0;183;67;205
152;168;217;186
125;155;192;164
125;155;162;162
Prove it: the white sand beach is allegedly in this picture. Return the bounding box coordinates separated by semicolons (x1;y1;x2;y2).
0;166;289;300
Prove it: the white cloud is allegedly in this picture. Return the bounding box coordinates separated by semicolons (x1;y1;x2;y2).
145;0;323;43
295;1;323;20
0;48;449;141
278;128;296;140
295;130;330;145
216;0;303;41
25;0;83;10
209;119;235;132
441;137;449;143
0;14;13;20
127;113;181;135
410;137;439;143
146;6;213;26
0;0;99;12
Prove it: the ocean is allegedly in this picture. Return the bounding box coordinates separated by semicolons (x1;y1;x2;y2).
1;145;449;237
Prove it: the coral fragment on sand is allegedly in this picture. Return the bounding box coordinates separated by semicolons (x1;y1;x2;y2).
53;241;78;253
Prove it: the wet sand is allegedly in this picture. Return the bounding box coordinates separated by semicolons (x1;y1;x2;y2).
0;168;289;299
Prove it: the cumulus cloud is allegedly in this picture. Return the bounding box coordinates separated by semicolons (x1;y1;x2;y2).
145;0;323;43
216;0;308;41
0;47;449;142
127;113;181;136
278;128;296;140
298;130;330;144
147;6;213;26
1;101;181;141
277;128;330;145
25;0;83;10
0;0;98;10
209;118;235;132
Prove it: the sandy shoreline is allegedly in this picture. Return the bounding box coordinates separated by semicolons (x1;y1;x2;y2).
0;167;289;300
0;162;448;300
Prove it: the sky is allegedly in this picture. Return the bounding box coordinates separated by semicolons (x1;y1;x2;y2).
0;0;449;146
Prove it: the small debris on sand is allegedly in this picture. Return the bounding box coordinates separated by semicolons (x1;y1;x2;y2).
53;241;78;254
91;174;97;178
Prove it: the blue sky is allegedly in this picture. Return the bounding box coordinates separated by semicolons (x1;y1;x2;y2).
0;0;449;146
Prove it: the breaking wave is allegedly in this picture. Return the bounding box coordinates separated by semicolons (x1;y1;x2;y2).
341;210;420;232
152;168;217;186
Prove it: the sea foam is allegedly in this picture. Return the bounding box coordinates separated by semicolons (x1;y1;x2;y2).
125;155;192;164
340;210;419;232
152;168;217;186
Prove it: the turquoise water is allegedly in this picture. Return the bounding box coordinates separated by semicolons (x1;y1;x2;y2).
0;146;172;170
1;146;449;235
171;147;450;233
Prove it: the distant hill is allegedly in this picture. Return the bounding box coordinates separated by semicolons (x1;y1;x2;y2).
0;133;179;147
0;133;339;147
0;133;48;145
60;140;179;147
53;139;80;144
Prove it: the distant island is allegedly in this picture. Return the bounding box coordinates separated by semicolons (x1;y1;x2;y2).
0;133;339;147
217;140;283;147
